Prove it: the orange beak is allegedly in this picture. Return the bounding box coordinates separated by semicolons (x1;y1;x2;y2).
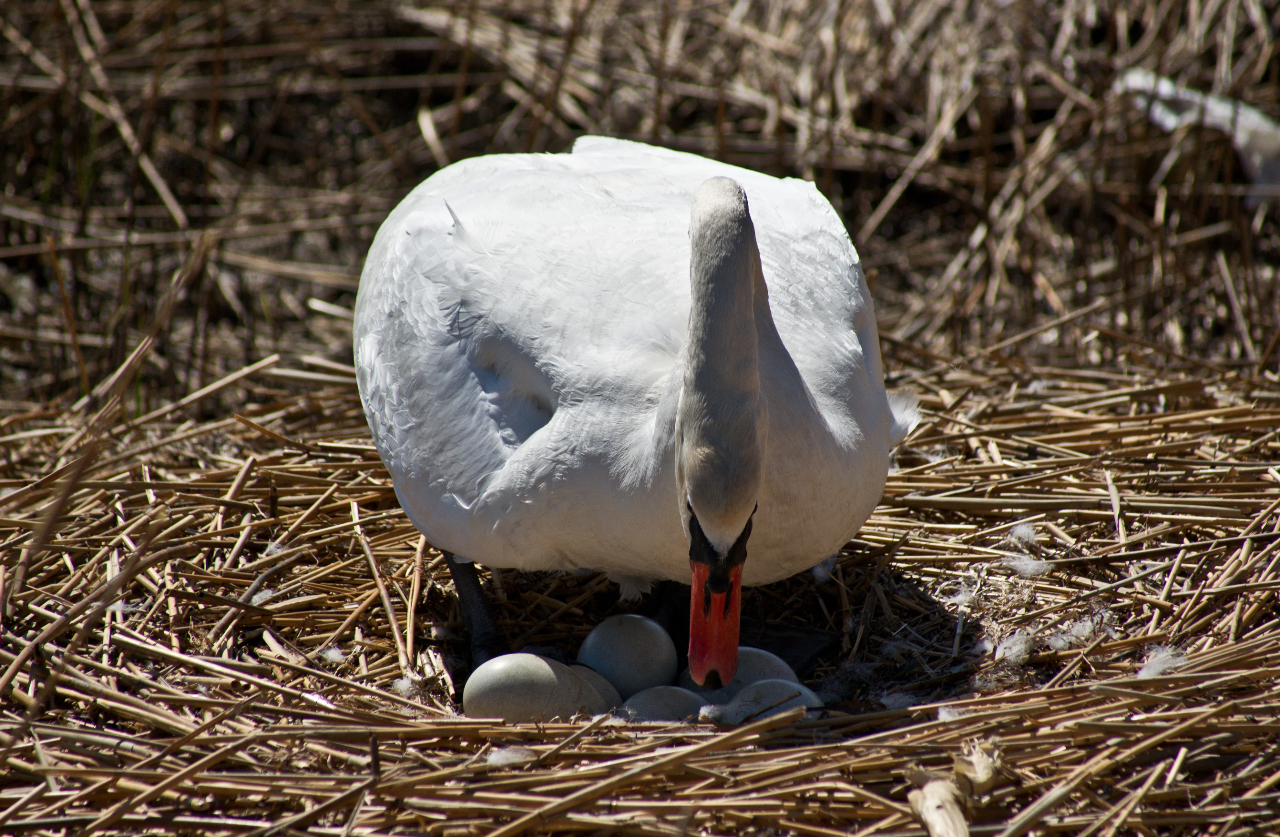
688;562;742;687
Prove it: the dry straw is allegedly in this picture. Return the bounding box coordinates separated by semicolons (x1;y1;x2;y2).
3;1;1280;836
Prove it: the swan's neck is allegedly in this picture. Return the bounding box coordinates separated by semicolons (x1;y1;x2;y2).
676;178;766;555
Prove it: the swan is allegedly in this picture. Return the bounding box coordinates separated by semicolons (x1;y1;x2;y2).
354;136;914;687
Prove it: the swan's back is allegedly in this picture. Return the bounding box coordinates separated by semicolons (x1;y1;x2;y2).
355;137;889;583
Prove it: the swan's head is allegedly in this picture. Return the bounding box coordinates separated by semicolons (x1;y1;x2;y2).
678;177;766;689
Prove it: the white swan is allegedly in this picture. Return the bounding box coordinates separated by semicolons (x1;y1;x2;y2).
354;137;914;686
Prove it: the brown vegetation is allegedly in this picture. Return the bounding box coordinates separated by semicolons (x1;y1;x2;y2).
2;1;1279;835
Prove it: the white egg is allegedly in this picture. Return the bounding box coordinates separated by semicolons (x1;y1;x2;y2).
571;664;622;708
463;653;607;722
577;614;677;699
678;646;799;700
620;686;707;722
699;678;823;726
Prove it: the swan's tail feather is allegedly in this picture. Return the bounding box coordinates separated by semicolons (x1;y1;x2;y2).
887;390;920;448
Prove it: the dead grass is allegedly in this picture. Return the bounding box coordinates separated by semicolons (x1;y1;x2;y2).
3;1;1280;835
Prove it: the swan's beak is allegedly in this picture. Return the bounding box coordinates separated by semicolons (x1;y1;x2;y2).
688;562;742;687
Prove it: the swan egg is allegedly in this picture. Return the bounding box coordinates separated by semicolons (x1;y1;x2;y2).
570;664;622;709
699;678;823;726
620;686;707;722
463;653;607;722
577;614;677;699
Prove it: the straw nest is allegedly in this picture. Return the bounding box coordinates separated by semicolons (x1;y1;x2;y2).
3;1;1280;836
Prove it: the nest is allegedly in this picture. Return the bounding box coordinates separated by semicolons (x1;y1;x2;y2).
3;1;1280;835
4;338;1280;836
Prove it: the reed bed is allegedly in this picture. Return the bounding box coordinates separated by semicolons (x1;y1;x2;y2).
1;348;1279;836
3;1;1280;835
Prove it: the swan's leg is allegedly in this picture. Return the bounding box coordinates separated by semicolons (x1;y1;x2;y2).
443;552;509;667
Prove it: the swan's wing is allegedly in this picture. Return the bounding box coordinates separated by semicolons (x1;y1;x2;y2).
355;149;696;563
